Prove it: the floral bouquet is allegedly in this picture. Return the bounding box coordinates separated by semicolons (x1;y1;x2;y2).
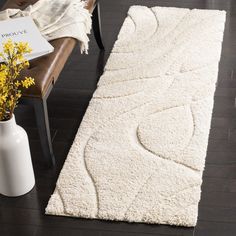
0;39;35;121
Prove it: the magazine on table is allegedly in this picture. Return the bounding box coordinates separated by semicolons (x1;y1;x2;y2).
0;16;54;62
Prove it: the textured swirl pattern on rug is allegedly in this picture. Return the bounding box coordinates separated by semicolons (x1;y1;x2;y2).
46;6;226;227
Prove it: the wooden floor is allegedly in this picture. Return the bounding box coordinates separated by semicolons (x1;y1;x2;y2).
0;0;236;235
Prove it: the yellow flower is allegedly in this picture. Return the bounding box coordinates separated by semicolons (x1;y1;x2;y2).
0;93;7;105
15;80;21;87
16;42;32;54
23;60;29;67
8;95;15;107
0;69;6;86
3;39;14;55
21;77;35;88
0;63;7;71
16;91;22;99
0;40;34;121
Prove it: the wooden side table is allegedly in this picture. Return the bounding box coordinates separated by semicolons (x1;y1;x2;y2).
1;0;104;167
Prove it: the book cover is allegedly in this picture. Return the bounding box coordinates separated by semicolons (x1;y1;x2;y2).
0;16;54;62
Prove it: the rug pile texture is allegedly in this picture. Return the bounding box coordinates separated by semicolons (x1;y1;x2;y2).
46;6;226;227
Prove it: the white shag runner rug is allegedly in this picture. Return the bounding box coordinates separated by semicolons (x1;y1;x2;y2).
46;6;226;227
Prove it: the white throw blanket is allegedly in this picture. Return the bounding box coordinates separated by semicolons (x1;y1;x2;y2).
0;0;92;53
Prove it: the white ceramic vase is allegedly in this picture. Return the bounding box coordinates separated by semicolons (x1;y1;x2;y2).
0;115;35;197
